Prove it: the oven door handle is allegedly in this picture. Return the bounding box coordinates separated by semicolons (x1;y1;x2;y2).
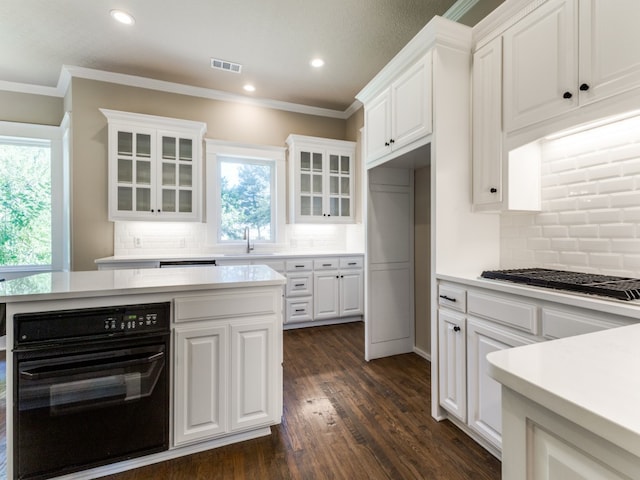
19;351;164;381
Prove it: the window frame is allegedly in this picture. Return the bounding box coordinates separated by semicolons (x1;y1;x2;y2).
0;117;70;276
205;139;286;248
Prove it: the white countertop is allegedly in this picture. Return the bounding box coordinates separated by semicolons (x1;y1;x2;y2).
437;272;640;320
95;251;364;264
0;265;285;303
487;323;640;457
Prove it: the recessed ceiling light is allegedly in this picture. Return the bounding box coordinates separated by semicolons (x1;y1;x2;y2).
110;9;135;25
310;58;325;68
243;84;256;93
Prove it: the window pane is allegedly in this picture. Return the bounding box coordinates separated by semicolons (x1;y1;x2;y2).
162;163;176;186
300;152;311;171
341;156;350;174
136;187;151;211
136;160;151;184
329;154;339;174
118;158;133;183
118;187;133;211
162;189;176;212
179;138;192;161
136;134;151;157
219;158;272;241
341;198;350;217
117;131;132;156
179;190;192;213
0;141;52;266
313;196;322;216
162;136;176;159
179;164;192;187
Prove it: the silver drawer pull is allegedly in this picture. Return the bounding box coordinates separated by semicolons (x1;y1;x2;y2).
295;309;305;312
323;263;332;267
348;262;357;265
439;294;457;302
294;283;305;287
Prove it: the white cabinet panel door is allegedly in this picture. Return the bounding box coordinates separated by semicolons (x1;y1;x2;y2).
503;0;578;131
340;270;364;317
438;310;466;422
467;317;532;450
391;52;433;149
365;91;392;162
174;324;227;445
579;0;640;104
472;37;503;206
230;321;276;431
313;272;340;320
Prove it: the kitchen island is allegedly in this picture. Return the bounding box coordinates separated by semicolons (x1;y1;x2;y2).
487;323;640;479
1;265;285;480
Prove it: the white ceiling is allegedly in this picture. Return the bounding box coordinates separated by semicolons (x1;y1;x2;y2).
0;0;499;113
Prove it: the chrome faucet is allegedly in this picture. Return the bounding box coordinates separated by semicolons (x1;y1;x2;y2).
243;227;254;254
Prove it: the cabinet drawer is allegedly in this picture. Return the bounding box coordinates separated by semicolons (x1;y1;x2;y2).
286;273;313;297
542;308;626;340
286;298;313;323
286;259;313;272
175;290;278;323
467;291;538;334
339;257;363;269
314;258;339;270
438;284;467;313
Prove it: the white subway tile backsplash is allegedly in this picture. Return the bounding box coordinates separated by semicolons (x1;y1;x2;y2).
598;223;636;238
500;114;640;276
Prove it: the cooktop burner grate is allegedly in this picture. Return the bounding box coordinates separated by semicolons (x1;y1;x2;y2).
480;268;640;301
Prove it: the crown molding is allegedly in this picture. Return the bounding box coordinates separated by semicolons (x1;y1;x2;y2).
444;0;481;21
0;65;354;120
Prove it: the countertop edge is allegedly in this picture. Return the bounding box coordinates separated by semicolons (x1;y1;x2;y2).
487;331;640;459
436;272;640;320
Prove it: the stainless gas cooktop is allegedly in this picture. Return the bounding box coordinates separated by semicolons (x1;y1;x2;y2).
481;268;640;301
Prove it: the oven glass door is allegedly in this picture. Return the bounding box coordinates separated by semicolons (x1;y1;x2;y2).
16;339;169;480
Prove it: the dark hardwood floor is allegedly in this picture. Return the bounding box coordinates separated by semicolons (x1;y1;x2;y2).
104;322;500;480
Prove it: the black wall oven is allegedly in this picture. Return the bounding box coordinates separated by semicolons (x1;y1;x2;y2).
13;302;170;480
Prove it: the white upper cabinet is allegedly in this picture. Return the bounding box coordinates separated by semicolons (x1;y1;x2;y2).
101;109;206;221
472;37;503;207
286;134;356;224
363;52;433;165
503;0;640;133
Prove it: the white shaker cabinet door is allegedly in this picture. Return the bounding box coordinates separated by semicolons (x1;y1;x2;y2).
503;0;578;132
391;51;432;149
364;90;392;162
466;317;532;450
472;36;503;206
339;270;364;317
174;324;228;446
230;321;278;432
579;0;640;104
313;271;340;320
438;310;467;422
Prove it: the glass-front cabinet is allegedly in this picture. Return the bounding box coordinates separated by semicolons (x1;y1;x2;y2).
102;109;206;221
287;134;356;223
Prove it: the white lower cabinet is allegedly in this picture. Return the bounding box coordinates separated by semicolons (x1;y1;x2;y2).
438;279;640;458
466;317;533;450
313;257;364;321
172;288;282;447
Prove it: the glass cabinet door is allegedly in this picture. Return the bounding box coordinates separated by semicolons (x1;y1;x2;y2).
299;150;324;217
159;134;194;214
328;153;351;218
116;130;153;213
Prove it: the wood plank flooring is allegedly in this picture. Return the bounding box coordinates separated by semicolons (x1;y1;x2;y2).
103;322;501;479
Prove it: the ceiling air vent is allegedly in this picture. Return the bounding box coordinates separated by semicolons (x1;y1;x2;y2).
210;58;242;73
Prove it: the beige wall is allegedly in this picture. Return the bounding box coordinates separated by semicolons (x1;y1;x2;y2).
68;78;350;270
0;91;64;126
414;166;431;355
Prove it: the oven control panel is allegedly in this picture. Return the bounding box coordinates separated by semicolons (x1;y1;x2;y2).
15;302;170;345
104;312;161;332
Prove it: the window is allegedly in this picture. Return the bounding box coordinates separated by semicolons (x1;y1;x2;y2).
218;157;274;242
206;140;285;247
0;120;69;274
